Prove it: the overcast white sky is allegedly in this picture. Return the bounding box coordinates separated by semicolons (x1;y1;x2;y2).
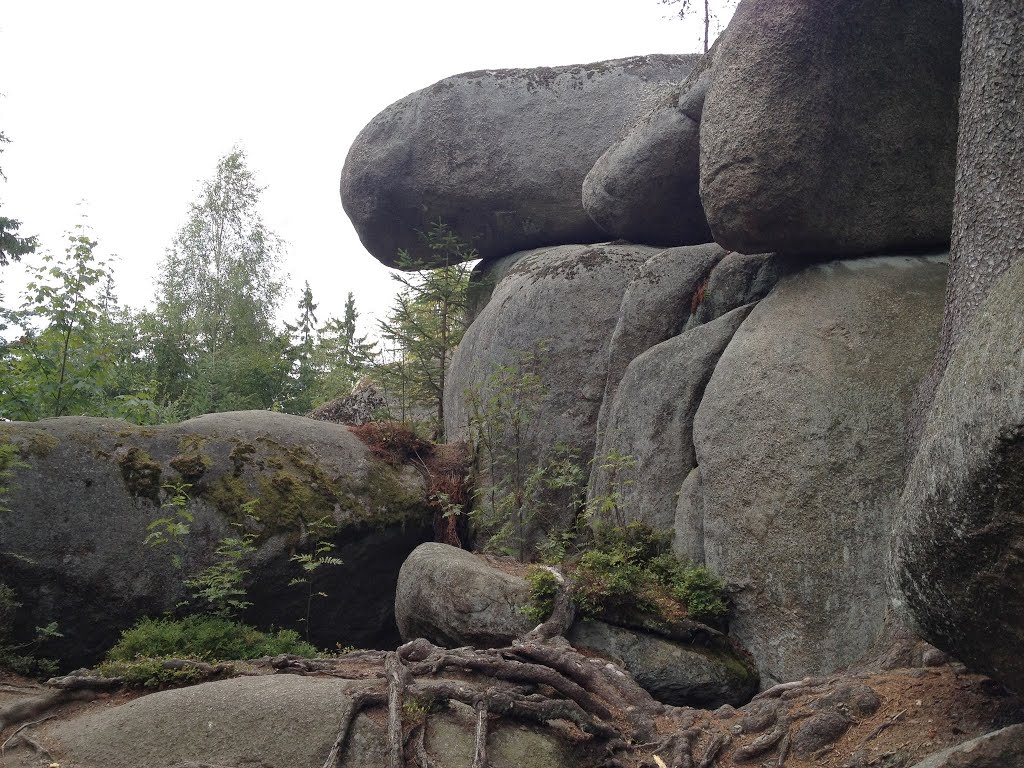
0;1;729;336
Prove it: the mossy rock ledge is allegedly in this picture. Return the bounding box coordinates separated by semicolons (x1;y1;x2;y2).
0;411;433;668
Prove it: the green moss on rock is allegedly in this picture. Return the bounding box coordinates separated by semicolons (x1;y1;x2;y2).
169;451;212;482
116;447;162;503
204;474;251;520
359;463;430;528
25;432;59;458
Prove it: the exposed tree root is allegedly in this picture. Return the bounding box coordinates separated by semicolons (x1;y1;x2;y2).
386;652;408;768
471;698;488;768
321;688;388;768
0;688;96;731
696;732;730;768
732;723;788;762
0;716;56;758
522;569;576;642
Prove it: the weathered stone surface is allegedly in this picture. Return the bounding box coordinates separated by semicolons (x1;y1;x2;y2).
910;724;1024;768
395;543;533;647
892;257;1024;694
692;255;948;684
915;2;1024;446
590;306;752;533
582;49;717;247
444;243;659;541
939;2;1024;363
33;675;581;768
309;382;386;425
594;243;725;445
673;467;704;566
341;56;699;268
700;0;961;257
687;251;785;328
0;412;431;667
808;682;880;718
567;619;757;708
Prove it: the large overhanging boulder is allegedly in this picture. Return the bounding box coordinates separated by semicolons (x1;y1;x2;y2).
699;0;961;257
0;411;432;668
691;255;948;685
341;55;699;268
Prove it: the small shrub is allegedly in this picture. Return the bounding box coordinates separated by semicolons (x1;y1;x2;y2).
523;566;560;623
145;481;195;569
571;549;656;619
107;615;317;662
350;421;432;465
185;525;257;617
0;582;60;678
402;697;430;725
567;523;728;627
288;515;344;640
96;657;211;689
670;565;728;624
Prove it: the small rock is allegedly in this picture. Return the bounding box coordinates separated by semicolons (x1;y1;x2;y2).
394;543;534;648
566;619;758;708
922;648;950;668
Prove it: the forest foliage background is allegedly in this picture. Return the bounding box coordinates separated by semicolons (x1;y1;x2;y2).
0;147;469;434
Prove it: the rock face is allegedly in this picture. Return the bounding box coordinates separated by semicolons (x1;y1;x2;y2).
686;251;784;328
582;48;717;247
309;383;387;425
700;0;961;257
444;243;659;544
341;55;699;268
915;2;1024;441
938;2;1024;362
394;543;534;647
691;255;948;684
37;675;582;768
595;243;725;444
910;724;1024;768
0;412;431;667
891;258;1024;694
590;306;752;533
566;619;757;707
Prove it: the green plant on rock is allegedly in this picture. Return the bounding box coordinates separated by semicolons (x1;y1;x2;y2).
667;562;728;624
523;566;561;623
567;522;729;627
0;582;60;677
98;657;204;689
186;522;258;618
288;514;344;641
586;452;638;529
106;615;317;661
145;481;195;569
466;346;587;561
